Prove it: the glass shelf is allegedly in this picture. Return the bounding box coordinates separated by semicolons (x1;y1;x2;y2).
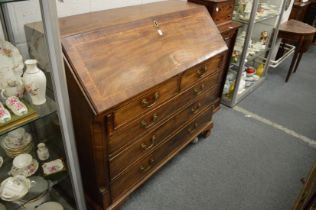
234;13;279;25
0;97;57;136
222;76;265;105
246;46;271;64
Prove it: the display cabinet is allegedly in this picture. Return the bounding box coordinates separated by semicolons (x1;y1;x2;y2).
221;0;287;107
0;0;86;209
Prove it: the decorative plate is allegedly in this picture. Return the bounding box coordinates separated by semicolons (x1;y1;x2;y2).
1;132;32;150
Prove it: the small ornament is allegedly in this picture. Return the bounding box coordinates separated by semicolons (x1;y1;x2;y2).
42;159;66;176
5;96;28;116
260;31;269;45
37;143;49;161
232;50;240;63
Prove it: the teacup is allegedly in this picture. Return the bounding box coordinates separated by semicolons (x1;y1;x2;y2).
13;153;32;169
10;154;38;177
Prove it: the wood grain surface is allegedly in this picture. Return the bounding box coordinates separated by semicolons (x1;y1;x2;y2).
62;3;226;114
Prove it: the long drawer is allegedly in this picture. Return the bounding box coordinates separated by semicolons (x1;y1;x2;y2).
109;87;216;179
108;73;218;155
114;77;178;129
111;105;213;200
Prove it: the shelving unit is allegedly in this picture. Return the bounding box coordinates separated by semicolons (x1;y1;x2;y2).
221;0;287;107
0;0;86;209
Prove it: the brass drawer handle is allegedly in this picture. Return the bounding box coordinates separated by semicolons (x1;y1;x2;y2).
196;66;207;78
140;135;156;150
141;92;160;108
188;122;199;134
191;103;201;114
139;158;155;173
194;84;205;95
141;114;158;129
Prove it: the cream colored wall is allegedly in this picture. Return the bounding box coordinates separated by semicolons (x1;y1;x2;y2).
5;0;164;57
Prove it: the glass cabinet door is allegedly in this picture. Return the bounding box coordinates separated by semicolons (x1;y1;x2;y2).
222;0;285;107
0;0;86;209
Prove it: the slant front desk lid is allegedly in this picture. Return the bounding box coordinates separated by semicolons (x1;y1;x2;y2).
62;1;227;115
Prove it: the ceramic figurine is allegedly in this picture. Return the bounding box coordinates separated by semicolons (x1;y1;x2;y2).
0;102;11;124
5;96;28;116
37;143;49;161
23;59;47;105
232;50;240;63
260;31;269;45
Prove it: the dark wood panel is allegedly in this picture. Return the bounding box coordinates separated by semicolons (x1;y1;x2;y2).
108;74;218;155
111;105;214;200
110;87;217;179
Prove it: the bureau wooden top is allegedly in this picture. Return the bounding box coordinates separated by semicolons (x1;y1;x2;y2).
62;1;227;115
59;1;204;37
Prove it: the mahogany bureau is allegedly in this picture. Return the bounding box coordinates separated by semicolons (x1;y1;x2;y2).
188;0;241;110
61;1;227;209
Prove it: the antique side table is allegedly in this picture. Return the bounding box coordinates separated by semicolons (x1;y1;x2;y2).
278;20;316;82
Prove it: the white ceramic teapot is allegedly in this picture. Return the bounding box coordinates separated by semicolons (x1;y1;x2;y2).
0;39;24;99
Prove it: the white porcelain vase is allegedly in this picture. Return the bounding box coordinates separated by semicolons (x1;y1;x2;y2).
22;59;47;105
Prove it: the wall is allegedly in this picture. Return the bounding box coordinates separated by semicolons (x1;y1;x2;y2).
4;0;164;58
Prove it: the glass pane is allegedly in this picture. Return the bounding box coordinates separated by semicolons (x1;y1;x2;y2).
0;1;77;209
222;0;283;106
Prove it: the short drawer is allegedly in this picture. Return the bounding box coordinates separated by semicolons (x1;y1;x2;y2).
108;74;218;155
111;105;214;200
181;56;221;90
114;77;178;128
211;2;234;25
109;88;216;179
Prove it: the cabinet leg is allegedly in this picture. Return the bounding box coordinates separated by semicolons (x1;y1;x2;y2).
198;123;213;139
191;137;199;144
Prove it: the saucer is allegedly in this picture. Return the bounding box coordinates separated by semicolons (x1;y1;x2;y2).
0;176;31;201
1;132;31;150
